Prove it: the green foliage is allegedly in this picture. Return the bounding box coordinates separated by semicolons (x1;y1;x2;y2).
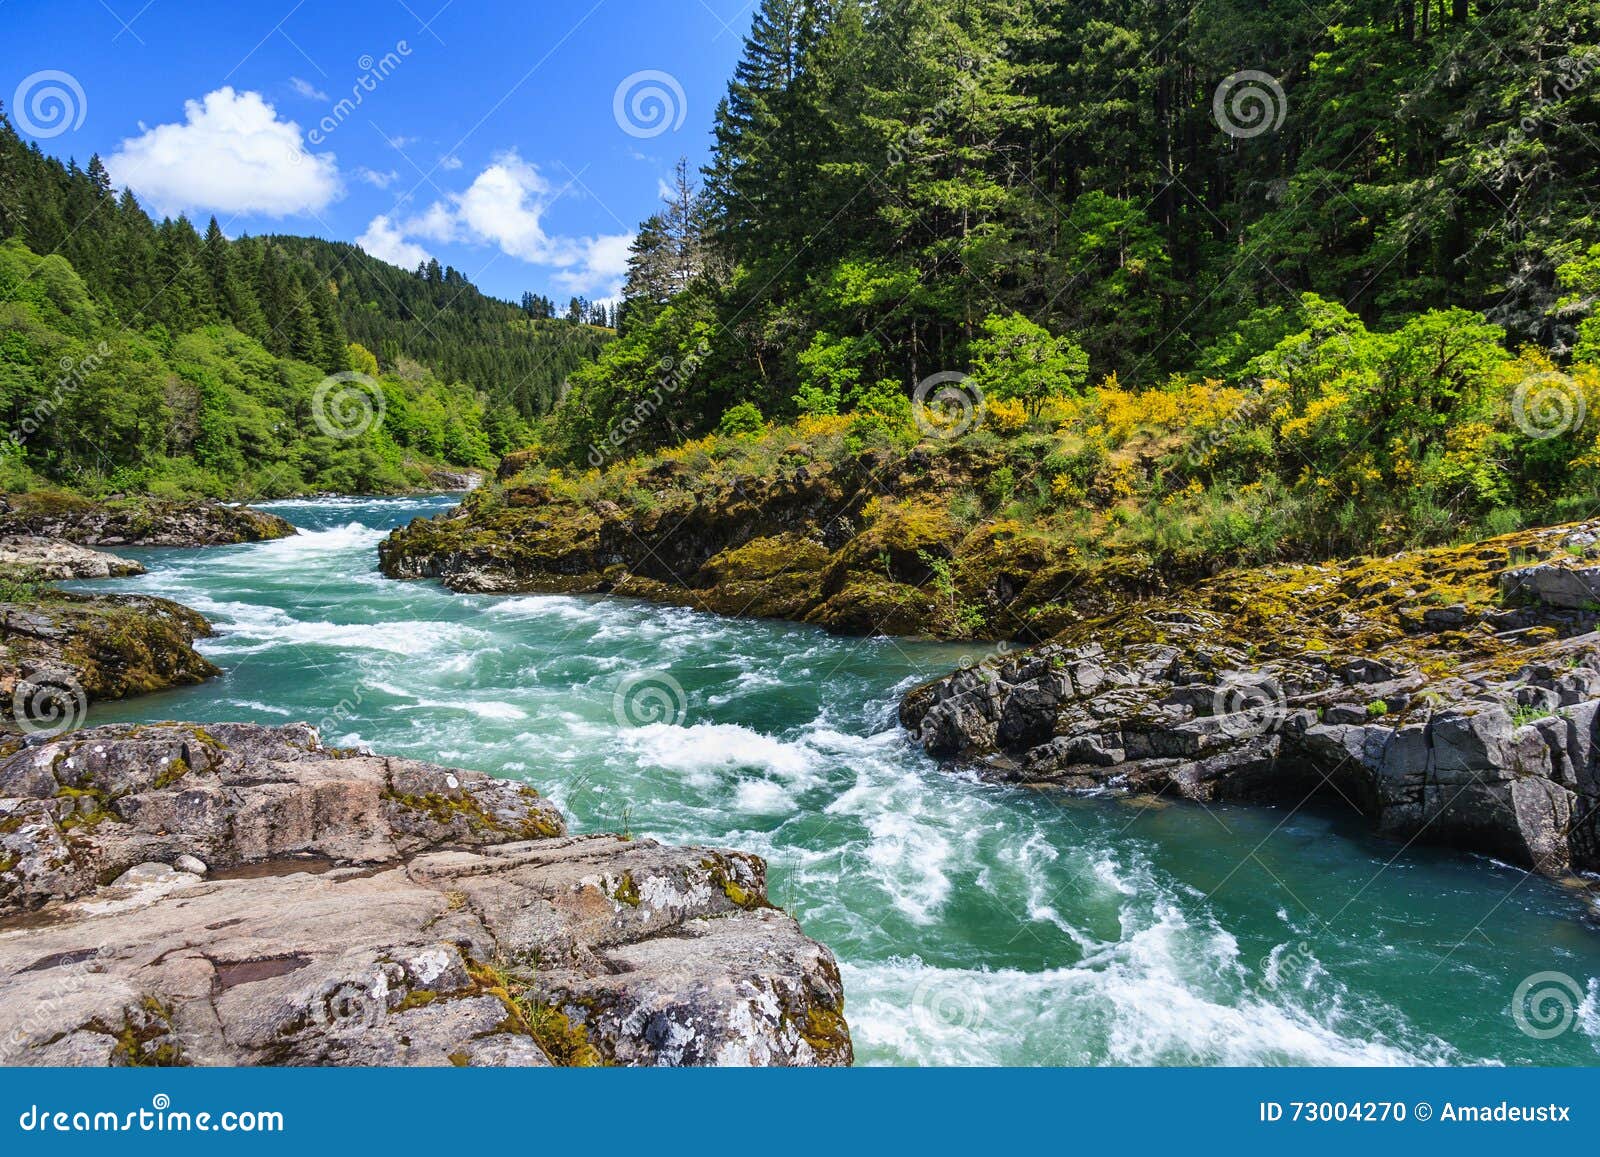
717;401;766;436
0;238;496;499
539;0;1600;468
970;314;1090;418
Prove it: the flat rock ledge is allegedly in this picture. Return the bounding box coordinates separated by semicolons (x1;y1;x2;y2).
0;723;850;1068
0;536;145;580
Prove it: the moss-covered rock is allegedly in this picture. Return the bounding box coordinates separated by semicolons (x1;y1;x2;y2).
2;592;219;728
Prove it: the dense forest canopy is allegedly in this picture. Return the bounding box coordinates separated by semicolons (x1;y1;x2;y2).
550;0;1600;463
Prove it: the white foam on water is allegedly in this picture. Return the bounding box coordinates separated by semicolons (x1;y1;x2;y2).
733;778;793;813
222;699;294;717
842;920;1465;1068
392;697;530;722
618;721;817;782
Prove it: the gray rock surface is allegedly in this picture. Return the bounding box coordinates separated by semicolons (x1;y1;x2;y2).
902;636;1600;879
1501;561;1600;610
900;521;1600;882
0;723;850;1067
0;536;145;580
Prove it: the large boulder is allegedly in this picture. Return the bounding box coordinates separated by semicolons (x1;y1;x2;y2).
0;723;850;1068
0;496;294;546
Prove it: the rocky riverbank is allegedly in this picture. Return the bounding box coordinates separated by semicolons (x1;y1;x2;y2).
379;442;1101;638
0;494;295;547
902;520;1600;880
0;723;850;1067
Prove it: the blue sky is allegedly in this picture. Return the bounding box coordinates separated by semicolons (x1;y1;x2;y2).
3;0;751;302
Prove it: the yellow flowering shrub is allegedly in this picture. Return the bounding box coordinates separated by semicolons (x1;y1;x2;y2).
987;397;1029;431
796;414;852;439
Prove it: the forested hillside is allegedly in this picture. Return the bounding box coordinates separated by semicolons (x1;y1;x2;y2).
266;236;612;416
0;109;614;498
554;0;1600;461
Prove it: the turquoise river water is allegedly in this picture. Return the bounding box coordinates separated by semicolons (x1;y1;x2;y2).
74;495;1600;1066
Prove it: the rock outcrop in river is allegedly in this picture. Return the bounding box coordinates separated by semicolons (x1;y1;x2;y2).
0;723;851;1067
2;594;218;727
379;444;1084;637
0;495;295;547
901;520;1600;879
0;536;146;580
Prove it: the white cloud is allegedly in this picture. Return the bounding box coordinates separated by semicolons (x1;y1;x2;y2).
355;166;399;189
354;151;634;294
452;153;579;265
384;133;419;149
438;153;463;170
406;199;461;243
356;214;432;269
289;76;328;101
106;87;340;217
553;233;634;297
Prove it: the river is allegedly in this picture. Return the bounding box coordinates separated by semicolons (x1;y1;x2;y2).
74;495;1600;1066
